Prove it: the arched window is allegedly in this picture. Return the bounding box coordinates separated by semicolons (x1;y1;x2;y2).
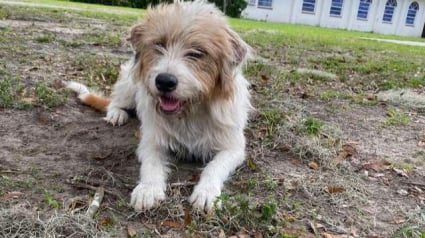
383;0;397;23
357;0;372;20
302;0;316;13
330;0;344;16
406;2;419;25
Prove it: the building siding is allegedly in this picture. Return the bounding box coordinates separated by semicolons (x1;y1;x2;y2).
242;0;425;37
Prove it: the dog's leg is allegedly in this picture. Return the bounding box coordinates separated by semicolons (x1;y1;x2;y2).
104;61;137;126
130;137;170;210
189;145;245;212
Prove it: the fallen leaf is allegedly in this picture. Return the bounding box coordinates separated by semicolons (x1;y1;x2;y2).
247;156;257;171
158;220;183;229
189;173;200;182
218;229;226;238
260;74;269;81
253;232;263;238
372;173;386;178
397;189;408;196
361;160;391;172
309;220;325;235
366;93;377;101
21;97;35;103
326;186;345;194
234;231;250;238
393;168;409;178
392;218;406;224
134;130;141;139
308;161;319;170
183;206;192;226
127;224;137;237
0;191;24;200
99;216;112;226
322;233;355;238
335;143;357;165
53;79;64;89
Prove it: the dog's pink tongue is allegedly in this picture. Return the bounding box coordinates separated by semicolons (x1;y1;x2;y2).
160;97;179;112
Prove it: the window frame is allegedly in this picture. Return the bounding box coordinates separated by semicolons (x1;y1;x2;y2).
302;0;316;14
405;2;419;26
357;0;372;20
382;0;397;24
257;0;273;9
330;0;344;17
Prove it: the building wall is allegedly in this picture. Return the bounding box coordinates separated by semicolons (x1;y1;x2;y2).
242;0;425;37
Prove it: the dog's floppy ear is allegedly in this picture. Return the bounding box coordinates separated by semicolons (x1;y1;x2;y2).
227;28;252;66
128;22;146;51
217;29;251;100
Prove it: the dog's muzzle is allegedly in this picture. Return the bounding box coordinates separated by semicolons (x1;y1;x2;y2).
155;73;185;114
155;73;177;93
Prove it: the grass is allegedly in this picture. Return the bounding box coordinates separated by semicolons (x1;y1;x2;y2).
303;117;323;135
44;190;60;209
35;83;67;108
71;54;121;88
384;107;411;126
35;34;56;43
1;1;425;237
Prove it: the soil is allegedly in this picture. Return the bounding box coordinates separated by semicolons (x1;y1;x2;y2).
0;1;424;237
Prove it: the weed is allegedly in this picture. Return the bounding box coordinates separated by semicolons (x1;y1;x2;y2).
260;199;277;223
319;89;347;101
407;77;425;87
392;162;415;172
35;83;66;108
44;190;60;209
0;76;31;109
85;32;122;47
0;79;14;108
303;117;323;135
392;225;425;238
72;54;121;88
258;109;286;138
384;108;410;126
35;34;56;43
212;193;282;234
0;6;8;19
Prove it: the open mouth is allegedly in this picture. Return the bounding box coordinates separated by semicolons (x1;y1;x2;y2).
159;95;184;114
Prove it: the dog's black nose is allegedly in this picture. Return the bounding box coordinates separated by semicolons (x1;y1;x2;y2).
155;73;178;92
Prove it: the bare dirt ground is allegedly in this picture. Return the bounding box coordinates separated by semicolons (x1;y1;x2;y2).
0;2;424;238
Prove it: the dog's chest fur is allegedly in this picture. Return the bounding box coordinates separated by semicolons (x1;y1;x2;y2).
136;87;233;162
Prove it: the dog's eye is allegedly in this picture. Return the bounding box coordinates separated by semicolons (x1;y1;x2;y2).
153;42;166;54
185;50;205;60
154;42;166;49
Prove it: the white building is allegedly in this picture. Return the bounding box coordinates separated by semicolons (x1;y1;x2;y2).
243;0;425;37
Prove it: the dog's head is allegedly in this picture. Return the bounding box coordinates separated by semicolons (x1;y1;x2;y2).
129;0;251;116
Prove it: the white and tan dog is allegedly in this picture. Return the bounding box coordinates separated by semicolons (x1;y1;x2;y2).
67;0;251;212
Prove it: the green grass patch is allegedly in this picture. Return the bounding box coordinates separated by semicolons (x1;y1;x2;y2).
0;6;9;19
303;117;323;135
0;74;32;109
71;54;121;87
44;190;60;209
258;109;286;138
35;83;67;108
35;34;56;43
84;32;122;47
384;108;410;126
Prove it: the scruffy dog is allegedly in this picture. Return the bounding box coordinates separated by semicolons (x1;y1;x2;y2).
67;0;251;212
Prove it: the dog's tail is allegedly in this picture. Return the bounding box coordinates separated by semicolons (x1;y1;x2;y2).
65;81;111;112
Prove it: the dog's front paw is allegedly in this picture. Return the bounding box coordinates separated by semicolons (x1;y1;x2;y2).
104;107;128;126
130;182;166;211
189;182;221;212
